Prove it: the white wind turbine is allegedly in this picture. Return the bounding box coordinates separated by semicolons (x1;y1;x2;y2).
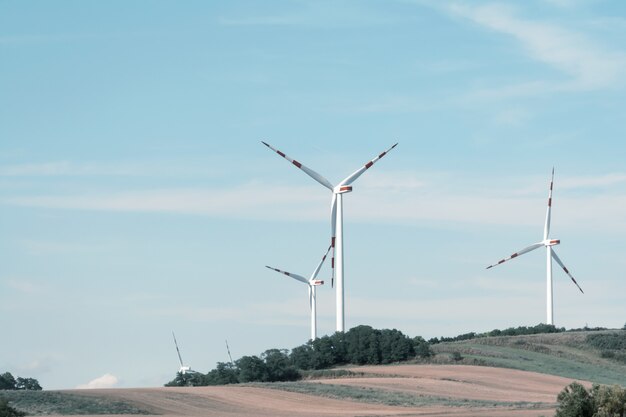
262;141;397;332
265;246;331;340
486;168;584;325
172;332;195;375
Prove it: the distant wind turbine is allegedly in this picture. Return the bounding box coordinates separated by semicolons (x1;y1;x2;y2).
172;332;195;375
266;246;330;340
262;142;397;332
486;168;584;325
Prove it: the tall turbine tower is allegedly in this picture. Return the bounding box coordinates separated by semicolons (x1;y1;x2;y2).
262;142;397;332
486;169;584;325
265;246;330;340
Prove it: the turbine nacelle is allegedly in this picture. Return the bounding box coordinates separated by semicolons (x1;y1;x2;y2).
334;185;353;194
544;239;560;246
310;279;324;286
179;366;191;374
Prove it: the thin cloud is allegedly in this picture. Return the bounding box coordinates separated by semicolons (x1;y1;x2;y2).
76;373;119;389
4;279;44;294
448;2;626;97
3;172;626;230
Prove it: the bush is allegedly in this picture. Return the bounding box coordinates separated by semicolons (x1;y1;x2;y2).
556;382;594;417
555;382;626;417
0;397;25;417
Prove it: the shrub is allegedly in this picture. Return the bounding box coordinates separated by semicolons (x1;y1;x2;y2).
0;397;25;417
555;382;626;417
555;382;594;417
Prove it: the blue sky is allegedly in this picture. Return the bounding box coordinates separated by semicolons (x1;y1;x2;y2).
1;0;626;390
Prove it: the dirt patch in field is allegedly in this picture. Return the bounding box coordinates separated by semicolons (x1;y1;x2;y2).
348;364;591;401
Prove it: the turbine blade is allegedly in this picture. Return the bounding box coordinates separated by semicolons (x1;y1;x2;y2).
486;242;544;269
265;265;309;284
544;168;554;240
551;250;584;294
261;141;334;190
330;194;337;288
308;286;312;309
172;331;184;368
310;245;332;281
338;143;398;187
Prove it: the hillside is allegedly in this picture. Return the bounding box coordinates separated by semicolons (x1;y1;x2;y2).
2;330;624;416
0;367;580;417
428;329;626;386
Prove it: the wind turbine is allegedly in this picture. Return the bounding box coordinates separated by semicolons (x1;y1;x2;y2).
486;168;584;325
266;246;330;340
262;141;397;332
172;331;195;375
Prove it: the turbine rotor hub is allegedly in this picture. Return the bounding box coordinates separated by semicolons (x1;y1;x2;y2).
334;185;353;194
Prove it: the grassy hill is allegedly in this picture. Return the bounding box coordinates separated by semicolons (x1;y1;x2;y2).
2;329;624;416
428;329;626;386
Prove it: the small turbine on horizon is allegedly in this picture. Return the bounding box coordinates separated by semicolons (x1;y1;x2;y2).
262;141;397;332
266;246;331;340
172;331;195;375
486;168;584;325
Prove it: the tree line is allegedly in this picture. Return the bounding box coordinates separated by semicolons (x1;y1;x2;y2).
166;325;431;386
0;373;41;391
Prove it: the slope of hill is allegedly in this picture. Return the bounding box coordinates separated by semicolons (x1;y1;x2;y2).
429;330;626;386
3;330;624;416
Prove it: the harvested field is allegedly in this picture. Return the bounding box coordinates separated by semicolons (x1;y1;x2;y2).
14;365;587;416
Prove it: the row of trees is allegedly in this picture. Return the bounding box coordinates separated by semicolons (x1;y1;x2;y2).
166;325;432;386
428;323;564;344
0;373;41;391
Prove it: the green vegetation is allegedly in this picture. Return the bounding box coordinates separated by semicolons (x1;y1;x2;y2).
0;391;151;415
555;382;626;417
428;323;566;344
431;330;626;386
0;373;41;391
165;324;626;388
166;325;424;386
254;381;553;410
586;333;626;364
0;397;25;417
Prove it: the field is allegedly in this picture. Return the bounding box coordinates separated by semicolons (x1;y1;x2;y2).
3;330;624;416
429;330;626;386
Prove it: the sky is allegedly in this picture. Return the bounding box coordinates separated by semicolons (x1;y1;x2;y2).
1;0;626;390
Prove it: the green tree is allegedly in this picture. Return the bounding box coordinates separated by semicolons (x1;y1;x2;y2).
591;384;626;417
0;374;16;391
412;336;433;358
290;343;314;370
206;362;239;385
15;377;42;391
261;349;299;382
236;356;268;383
0;398;25;417
555;382;594;417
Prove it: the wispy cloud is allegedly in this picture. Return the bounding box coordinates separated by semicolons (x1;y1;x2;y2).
3;172;626;230
448;3;626;98
4;278;44;294
76;373;119;389
0;160;224;178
